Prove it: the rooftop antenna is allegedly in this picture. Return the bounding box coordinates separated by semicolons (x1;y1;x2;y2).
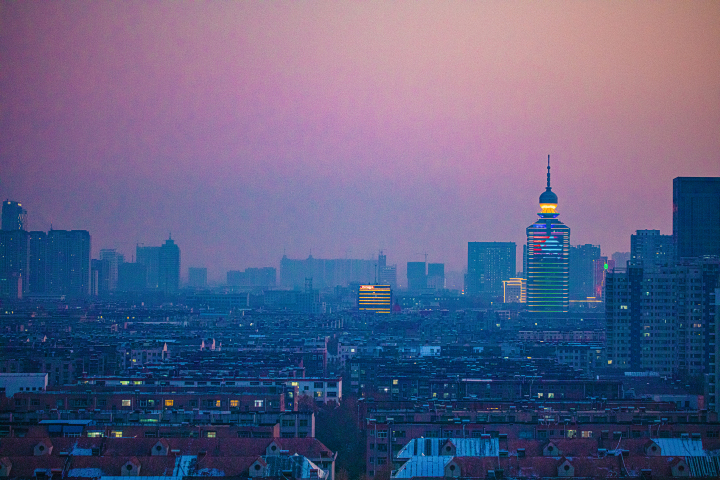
547;154;551;189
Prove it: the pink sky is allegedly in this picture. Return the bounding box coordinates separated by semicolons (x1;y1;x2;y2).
1;2;719;282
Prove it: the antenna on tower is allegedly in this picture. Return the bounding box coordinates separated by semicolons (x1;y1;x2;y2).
547;155;551;188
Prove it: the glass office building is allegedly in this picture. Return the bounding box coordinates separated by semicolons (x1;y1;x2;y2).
526;158;570;313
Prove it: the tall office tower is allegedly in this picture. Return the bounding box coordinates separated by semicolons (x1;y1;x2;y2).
136;245;161;289
612;251;630;270
526;157;570;313
630;230;674;269
1;200;27;231
427;263;445;290
674;177;720;259
606;257;720;378
569;244;600;300
91;258;110;296
465;242;516;298
188;267;207;288
28;231;47;294
0;230;29;297
99;248;123;290
47;230;91;296
406;261;427;290
593;257;615;300
377;250;398;289
158;237;180;294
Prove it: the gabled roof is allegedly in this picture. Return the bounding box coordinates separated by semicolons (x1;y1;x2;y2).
397;438;498;459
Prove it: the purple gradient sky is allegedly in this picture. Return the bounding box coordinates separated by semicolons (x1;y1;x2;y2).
1;2;719;283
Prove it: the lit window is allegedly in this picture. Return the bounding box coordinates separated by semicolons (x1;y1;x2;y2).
111;431;123;438
215;400;221;407
206;431;216;438
255;400;264;408
122;399;131;407
165;399;173;407
393;380;398;385
230;400;239;407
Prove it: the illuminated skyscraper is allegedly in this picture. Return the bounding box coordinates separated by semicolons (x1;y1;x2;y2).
526;157;570;313
357;284;392;313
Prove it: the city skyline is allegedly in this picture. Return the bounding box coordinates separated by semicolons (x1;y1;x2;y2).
2;2;719;281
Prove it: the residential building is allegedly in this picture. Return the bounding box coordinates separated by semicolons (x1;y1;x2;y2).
631;230;674;269
673;177;720;259
46;230;91;297
465;242;516;298
569;244;600;300
1;200;26;231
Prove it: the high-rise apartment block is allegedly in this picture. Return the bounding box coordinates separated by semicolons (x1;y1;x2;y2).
99;248;123;291
630;230;674;269
569;244;600;300
158;237;180;294
1;200;27;231
377;251;397;289
465;242;516;298
227;267;277;287
280;255;375;289
606;258;719;378
136;245;161;289
406;262;427;291
46;230;91;296
427;263;445;290
526;158;570;313
673;177;720;259
0;230;29;297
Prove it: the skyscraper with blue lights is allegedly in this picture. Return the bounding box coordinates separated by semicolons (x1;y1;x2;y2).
526;157;570;313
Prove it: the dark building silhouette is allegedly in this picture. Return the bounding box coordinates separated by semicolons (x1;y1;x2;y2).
0;230;29;297
465;242;516;298
1;200;26;231
136;245;161;289
91;258;110;296
569;244;600;300
280;255;374;289
631;229;674;268
377;251;397;289
611;251;630;270
46;229;91;296
406;261;427;290
118;262;149;291
227;267;277;287
28;231;47;294
188;267;207;288
673;177;720;259
427;263;445;290
158;237;180;294
526;157;570;313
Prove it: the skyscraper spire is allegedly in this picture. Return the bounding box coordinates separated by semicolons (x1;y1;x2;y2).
547;155;551;189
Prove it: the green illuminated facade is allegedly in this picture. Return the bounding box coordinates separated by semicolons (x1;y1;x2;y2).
526;158;570;313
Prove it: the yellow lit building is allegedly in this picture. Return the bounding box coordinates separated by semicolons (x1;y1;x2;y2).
357;284;392;313
503;277;526;303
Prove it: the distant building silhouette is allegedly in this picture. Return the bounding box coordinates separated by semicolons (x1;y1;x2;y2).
188;267;207;288
427;263;445;290
46;229;91;296
630;229;674;269
118;262;147;292
91;258;110;296
377;251;397;289
158;237;180;294
406;261;427;290
569;244;600;300
526;157;570;313
611;251;630;270
280;255;374;289
1;200;27;231
0;230;29;297
28;231;47;294
136;245;161;289
99;248;123;291
673;177;720;259
465;242;516;298
227;267;276;287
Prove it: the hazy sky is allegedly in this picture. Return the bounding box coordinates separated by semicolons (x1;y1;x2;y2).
1;1;718;282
